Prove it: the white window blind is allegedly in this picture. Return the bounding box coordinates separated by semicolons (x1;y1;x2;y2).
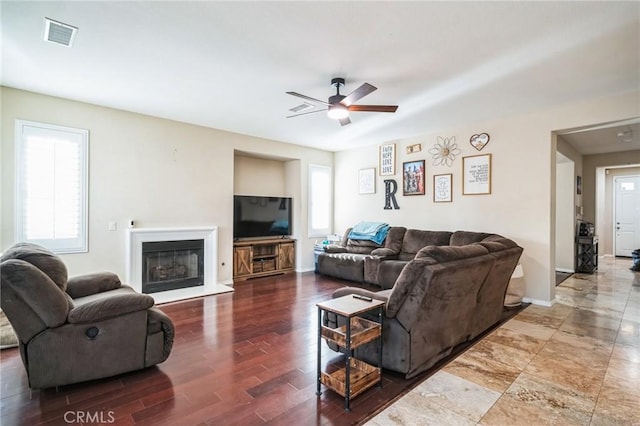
15;120;88;253
308;164;332;238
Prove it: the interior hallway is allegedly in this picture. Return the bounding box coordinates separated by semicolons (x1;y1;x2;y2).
368;257;639;425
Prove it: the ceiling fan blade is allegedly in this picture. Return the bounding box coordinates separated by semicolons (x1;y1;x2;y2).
339;117;351;126
348;105;398;113
286;91;330;106
341;83;377;106
286;108;328;118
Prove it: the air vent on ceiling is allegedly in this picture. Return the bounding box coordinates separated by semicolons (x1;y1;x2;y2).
43;17;78;47
289;102;314;113
617;130;633;143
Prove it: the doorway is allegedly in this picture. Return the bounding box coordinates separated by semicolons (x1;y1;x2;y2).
614;175;640;257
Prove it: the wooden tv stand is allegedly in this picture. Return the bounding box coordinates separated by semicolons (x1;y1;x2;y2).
233;238;295;281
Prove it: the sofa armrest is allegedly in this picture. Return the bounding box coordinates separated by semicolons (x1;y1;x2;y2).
324;244;348;253
147;307;175;361
331;286;389;302
66;272;122;299
370;247;398;258
67;291;154;324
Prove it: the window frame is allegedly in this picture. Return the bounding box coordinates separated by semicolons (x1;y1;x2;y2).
308;163;332;238
15;119;89;254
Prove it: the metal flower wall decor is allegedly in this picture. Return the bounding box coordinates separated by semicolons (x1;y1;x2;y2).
428;136;461;167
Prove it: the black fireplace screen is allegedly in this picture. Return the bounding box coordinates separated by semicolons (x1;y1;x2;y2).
141;239;204;294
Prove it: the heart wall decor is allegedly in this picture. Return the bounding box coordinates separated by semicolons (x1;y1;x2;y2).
470;133;490;151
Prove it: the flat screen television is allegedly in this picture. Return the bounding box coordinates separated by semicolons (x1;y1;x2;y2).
233;195;292;239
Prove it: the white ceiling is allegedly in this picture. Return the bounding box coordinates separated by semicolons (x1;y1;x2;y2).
2;1;639;152
559;120;640;156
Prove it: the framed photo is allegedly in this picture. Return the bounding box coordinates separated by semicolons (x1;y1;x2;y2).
576;176;582;195
359;168;376;194
379;143;396;175
433;173;452;202
463;154;491;195
402;160;425;196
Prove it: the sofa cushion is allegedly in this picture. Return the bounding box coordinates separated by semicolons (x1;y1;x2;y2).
1;243;68;291
417;244;489;263
376;260;409;290
381;226;407;254
399;230;453;260
1;259;70;341
346;239;383;254
386;257;438;317
450;231;498;246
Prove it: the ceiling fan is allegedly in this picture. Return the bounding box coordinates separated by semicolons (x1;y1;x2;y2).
286;78;398;126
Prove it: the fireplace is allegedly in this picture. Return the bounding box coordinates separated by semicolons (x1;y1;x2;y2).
141;239;204;294
126;227;233;303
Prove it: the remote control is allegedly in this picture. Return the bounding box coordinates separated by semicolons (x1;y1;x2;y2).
352;294;372;301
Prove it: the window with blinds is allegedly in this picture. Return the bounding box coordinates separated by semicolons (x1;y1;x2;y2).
15;120;88;253
308;164;332;238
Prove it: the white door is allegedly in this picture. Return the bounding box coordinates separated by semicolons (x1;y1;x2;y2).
615;175;640;257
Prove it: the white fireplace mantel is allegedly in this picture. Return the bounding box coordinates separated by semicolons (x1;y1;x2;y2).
125;226;232;304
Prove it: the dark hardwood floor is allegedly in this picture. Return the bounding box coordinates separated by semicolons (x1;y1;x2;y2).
0;272;521;425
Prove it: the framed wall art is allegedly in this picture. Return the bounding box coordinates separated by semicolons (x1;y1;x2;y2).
402;160;425;196
576;175;582;195
433;173;452;202
463;154;492;195
359;168;376;194
379;143;396;176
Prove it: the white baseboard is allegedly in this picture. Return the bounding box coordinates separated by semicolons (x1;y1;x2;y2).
298;267;316;273
522;297;556;307
555;268;574;274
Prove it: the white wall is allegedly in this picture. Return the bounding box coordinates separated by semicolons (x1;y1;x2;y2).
334;90;640;305
1;87;332;282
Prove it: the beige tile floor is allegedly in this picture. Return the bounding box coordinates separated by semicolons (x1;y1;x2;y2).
368;257;639;425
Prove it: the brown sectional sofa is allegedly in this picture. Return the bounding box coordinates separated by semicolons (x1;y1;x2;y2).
320;227;523;378
318;227;506;289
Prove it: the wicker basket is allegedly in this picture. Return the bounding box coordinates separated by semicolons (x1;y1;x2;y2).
320;358;380;398
321;316;380;348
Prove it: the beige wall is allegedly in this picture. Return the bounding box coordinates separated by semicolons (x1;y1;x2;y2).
556;159;575;271
585;151;640;256
583;150;640;223
334;90;640;304
3;86;638;302
234;155;288;196
1;87;332;282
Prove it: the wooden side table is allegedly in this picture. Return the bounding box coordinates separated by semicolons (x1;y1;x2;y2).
316;295;384;411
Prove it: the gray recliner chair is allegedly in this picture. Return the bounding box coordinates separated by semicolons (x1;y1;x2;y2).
0;243;174;389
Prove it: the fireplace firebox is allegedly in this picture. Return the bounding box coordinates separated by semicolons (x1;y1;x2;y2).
141;239;204;294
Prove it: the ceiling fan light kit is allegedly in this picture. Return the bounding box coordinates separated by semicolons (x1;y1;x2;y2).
327;104;349;120
286;77;398;126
